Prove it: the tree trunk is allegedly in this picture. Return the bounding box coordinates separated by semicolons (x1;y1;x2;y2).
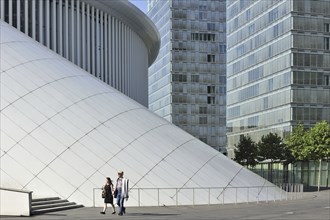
318;159;322;192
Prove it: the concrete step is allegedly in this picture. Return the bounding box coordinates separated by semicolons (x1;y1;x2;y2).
32;197;60;202
31;197;83;215
32;201;76;210
31;204;84;215
32;199;68;206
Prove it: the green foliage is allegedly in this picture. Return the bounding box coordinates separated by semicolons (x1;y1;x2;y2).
304;121;330;160
234;135;257;167
284;123;306;161
285;121;330;161
257;132;285;162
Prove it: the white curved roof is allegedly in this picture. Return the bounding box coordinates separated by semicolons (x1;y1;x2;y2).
0;21;283;206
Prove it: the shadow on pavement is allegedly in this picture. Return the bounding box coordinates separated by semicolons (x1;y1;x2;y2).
127;213;179;217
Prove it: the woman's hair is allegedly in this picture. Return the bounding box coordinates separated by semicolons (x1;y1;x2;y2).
106;177;111;182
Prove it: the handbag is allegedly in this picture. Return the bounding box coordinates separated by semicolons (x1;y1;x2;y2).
102;189;106;198
113;189;118;198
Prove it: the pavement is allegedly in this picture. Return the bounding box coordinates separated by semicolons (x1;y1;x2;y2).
1;190;329;220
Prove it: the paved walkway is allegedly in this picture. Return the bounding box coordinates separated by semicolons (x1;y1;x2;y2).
1;190;329;220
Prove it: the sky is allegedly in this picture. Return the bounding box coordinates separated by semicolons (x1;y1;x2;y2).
129;0;148;13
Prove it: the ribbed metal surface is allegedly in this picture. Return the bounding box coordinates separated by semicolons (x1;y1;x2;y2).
0;0;160;106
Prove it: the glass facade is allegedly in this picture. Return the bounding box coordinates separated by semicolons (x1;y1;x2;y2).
148;0;227;153
226;0;330;158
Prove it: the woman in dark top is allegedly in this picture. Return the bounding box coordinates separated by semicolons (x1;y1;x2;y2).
100;177;116;214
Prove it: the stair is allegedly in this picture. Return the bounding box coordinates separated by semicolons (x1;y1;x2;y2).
31;197;83;215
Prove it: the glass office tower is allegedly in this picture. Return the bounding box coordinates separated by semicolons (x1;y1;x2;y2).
147;0;227;153
226;0;330;158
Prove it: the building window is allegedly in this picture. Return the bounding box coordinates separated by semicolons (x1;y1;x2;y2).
207;85;215;93
207;23;216;31
191;33;215;41
219;44;226;53
199;117;207;124
199;107;207;114
325;37;330;50
248;24;255;35
207;54;215;62
325;75;330;86
207;96;215;104
268;78;273;91
325;23;330;32
191;75;199;82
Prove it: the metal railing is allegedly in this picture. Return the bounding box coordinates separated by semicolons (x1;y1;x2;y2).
92;184;303;207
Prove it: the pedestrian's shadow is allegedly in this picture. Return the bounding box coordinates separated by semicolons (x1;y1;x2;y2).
127;213;179;217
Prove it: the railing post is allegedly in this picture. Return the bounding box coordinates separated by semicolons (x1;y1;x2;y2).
93;188;96;208
257;187;259;204
176;188;178;206
235;188;237;205
138;188;140;207
158;188;160;206
193;188;195;206
222;188;225;205
266;186;268;203
286;186;288;201
247;187;249;204
208;188;210;205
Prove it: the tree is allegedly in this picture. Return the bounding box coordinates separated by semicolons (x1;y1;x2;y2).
285;121;330;191
234;135;257;167
304;121;330;160
284;123;307;161
257;132;286;162
304;121;330;191
257;132;286;182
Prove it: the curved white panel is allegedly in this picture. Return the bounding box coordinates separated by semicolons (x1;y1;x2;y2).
0;21;283;207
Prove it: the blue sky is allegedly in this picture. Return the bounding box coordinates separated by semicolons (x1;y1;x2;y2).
129;0;148;13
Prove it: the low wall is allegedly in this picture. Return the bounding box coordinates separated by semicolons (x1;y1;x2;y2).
0;187;32;216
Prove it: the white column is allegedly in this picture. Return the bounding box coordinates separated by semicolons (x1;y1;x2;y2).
82;2;86;69
96;8;100;78
16;0;21;31
58;0;63;56
125;25;128;95
70;0;75;63
24;0;28;34
76;0;80;66
45;0;50;47
52;0;57;51
118;21;122;91
87;4;91;72
129;29;132;96
121;24;127;94
64;0;69;58
111;18;115;86
104;14;108;84
100;10;104;81
8;0;13;25
0;0;4;20
32;0;36;39
108;15;111;84
38;0;43;44
91;6;95;76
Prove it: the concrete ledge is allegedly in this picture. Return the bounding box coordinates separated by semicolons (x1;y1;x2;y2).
0;187;32;216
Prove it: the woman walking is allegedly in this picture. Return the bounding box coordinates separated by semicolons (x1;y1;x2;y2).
100;177;116;215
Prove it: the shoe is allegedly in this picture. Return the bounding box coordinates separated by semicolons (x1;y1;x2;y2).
118;213;123;216
112;211;116;214
100;212;105;214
